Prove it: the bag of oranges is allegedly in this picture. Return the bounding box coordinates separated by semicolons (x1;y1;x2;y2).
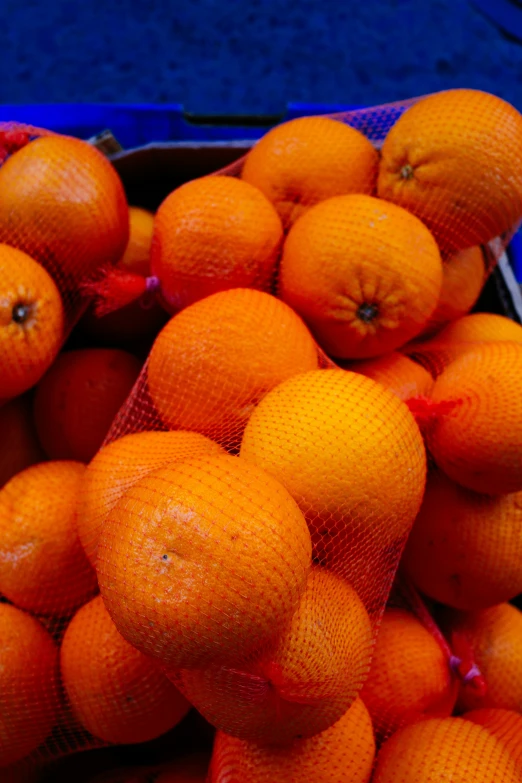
1;88;522;783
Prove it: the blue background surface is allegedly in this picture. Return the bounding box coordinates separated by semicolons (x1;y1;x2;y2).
3;0;522;114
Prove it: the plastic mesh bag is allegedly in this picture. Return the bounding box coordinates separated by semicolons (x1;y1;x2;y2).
0;123;129;403
2;89;522;781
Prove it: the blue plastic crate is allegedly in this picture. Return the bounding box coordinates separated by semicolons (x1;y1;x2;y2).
0;101;520;284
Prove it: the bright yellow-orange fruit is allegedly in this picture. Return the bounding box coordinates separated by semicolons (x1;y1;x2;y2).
360;608;457;740
97;454;312;669
209;697;376;783
0;244;64;400
402;470;522;610
372;716;521;783
0;461;97;615
0;603;58;766
174;567;373;744
426;342;522;494
60;595;190;744
240;369;426;592
147;288;318;447
241;115;379;229
150;176;283;311
378;89;522;253
78;429;223;566
279;194;443;359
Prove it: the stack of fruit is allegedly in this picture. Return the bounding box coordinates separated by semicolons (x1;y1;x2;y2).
0;88;521;783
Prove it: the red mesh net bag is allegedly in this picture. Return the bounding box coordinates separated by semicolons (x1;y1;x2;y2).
2;88;522;782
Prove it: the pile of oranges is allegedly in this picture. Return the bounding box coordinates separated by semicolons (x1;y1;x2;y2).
0;88;522;783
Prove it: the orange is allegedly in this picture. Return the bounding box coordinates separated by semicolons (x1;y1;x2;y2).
378;88;522;253
0;602;58;767
173;567;372;744
0;244;64;399
147;288;318;447
240;115;379;230
97;454;312;669
0;134;129;290
60;595;190;745
240;369;426;589
0;393;45;488
78;429;224;567
439;604;522;714
360;608;457;741
154;754;210;782
404;313;522;379
79;206;168;345
278;193;443;359
421;246;486;337
429;311;522;345
425;341;522;494
33;348;142;463
119;206;155;277
372;716;521;782
150;176;283;311
348;351;434;401
465;709;522;772
401;469;522;610
209;697;375;783
0;461;97;615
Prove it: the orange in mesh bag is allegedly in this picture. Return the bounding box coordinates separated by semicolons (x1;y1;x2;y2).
371;716;521;783
60;595;190;745
208;696;376;783
4;89;522;776
240;114;379;229
404;311;522;378
464;710;522;774
78;430;224;567
377;88;522;253
170;566;372;744
0;131;129;294
0;124;129;403
401;468;522;610
406;341;522;495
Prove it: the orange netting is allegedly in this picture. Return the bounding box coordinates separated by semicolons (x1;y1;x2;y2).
1;89;522;782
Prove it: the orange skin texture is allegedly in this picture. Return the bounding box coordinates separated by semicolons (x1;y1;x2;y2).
77;429;224;567
464;709;522;773
0;135;129;291
372;716;521;783
402;469;522;611
278;193;443;359
0;393;46;488
440;604;522;714
0;461;97;615
147;288;319;448
241;115;379;230
60;595;191;745
240;368;427;582
150;176;283;311
403;312;522;379
33;348;141;464
378;88;522;253
360;608;457;741
426;341;522;494
97;454;312;669
172;567;373;745
0;243;64;400
0;603;58;767
347;351;434;401
209;697;376;783
421;246;486;338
